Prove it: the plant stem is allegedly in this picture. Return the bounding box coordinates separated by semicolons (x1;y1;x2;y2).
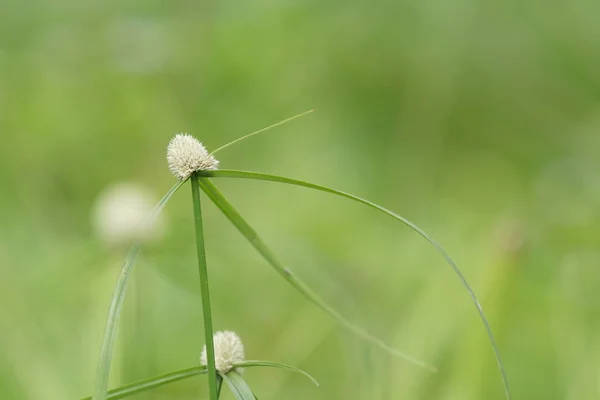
190;173;218;400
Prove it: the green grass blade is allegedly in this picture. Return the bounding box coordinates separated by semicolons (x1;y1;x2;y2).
234;360;320;387
92;180;186;400
83;366;207;400
199;169;511;399
190;174;219;400
197;177;436;372
209;110;314;156
220;371;256;400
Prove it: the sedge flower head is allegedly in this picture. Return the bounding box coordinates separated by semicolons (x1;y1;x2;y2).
200;331;245;374
91;182;164;246
166;133;219;180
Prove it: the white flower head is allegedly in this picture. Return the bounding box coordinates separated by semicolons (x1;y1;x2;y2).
167;133;219;180
91;182;164;246
200;331;245;374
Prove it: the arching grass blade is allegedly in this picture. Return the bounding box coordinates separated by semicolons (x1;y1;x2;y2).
197;177;435;372
233;360;319;387
199;169;511;400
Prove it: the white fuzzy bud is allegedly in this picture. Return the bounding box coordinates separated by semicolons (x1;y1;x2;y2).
200;331;245;374
166;133;219;180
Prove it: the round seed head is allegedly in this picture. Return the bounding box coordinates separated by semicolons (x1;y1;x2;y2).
91;182;164;246
200;331;245;374
166;133;219;180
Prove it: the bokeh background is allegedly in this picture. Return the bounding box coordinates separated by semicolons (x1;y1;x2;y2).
1;0;600;399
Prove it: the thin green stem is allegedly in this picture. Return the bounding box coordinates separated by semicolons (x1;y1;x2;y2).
190;173;218;400
209;109;314;156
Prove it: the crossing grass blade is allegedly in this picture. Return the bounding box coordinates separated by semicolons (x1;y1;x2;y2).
83;366;207;400
197;177;436;372
233;360;319;387
220;371;256;400
91;180;186;400
80;361;313;400
198;169;511;400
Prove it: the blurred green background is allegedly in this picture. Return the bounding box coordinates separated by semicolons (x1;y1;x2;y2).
1;0;600;399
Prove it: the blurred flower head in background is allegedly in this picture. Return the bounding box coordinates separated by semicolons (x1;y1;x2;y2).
91;182;165;247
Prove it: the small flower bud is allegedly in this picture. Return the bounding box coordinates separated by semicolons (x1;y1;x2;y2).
166;133;219;180
200;331;245;374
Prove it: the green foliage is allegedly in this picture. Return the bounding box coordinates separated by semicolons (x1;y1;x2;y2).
3;0;599;398
89;169;509;398
201;169;511;397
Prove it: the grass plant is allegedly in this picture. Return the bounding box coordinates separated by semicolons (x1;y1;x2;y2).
89;112;511;400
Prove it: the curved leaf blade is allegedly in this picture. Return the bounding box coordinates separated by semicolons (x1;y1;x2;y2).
197;177;436;372
234;360;320;387
199;169;511;399
82;366;207;400
220;371;256;400
92;180;186;400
